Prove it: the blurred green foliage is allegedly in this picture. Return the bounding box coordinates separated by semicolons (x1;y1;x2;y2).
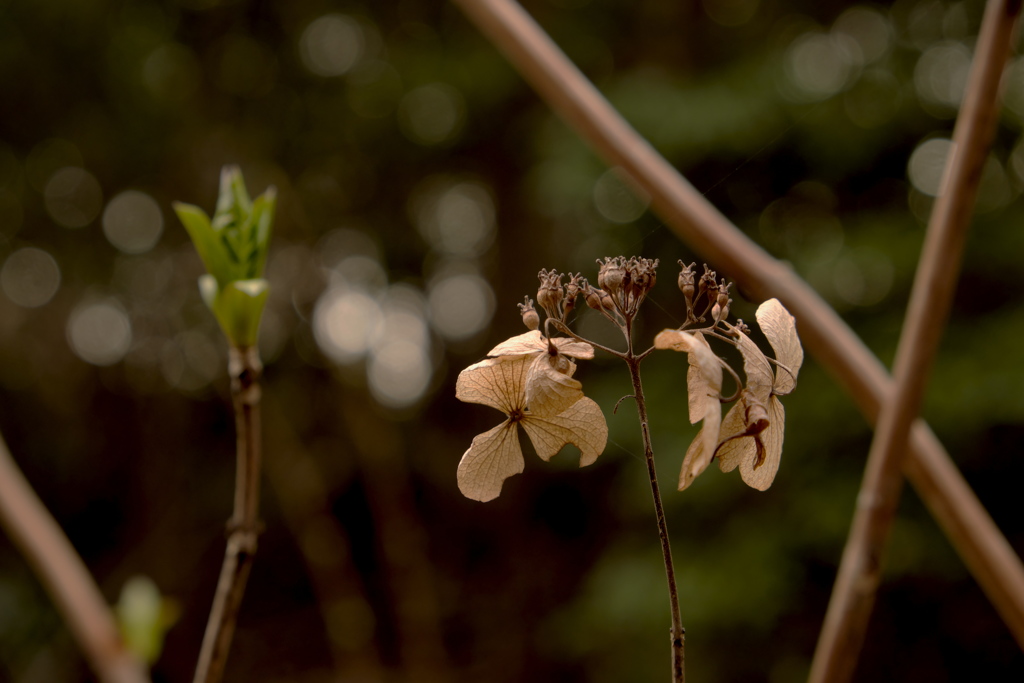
0;0;1020;682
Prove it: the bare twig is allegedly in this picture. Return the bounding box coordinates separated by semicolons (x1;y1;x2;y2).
626;354;685;682
809;2;1023;681
0;434;150;683
193;345;263;683
450;0;1024;648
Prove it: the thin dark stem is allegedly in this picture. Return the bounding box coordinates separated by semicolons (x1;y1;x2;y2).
808;1;1022;681
193;345;263;683
446;0;1024;647
626;353;684;683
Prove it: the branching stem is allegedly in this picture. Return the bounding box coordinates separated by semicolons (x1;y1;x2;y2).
193;345;263;683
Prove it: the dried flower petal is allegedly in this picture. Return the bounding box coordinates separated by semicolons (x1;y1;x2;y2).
487;330;594;360
654;330;722;424
456;357;527;415
524;352;583;417
755;298;803;396
654;329;724;491
455;337;607;501
521;396;607;466
457;421;524;502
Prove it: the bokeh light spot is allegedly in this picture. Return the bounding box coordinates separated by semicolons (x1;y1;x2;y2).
784;32;860;101
398;83;465;146
67;299;132;366
368;339;431;409
833;249;893;307
593;167;650;224
45;167;103;228
914;41;970;110
908;138;953;197
103;190;164;254
413;178;496;257
313;287;383;364
428;272;495;341
1;247;60;308
300;14;363;77
832;6;891;64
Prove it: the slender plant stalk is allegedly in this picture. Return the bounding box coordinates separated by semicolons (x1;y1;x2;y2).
0;434;150;683
808;2;1023;681
626;352;685;682
449;0;1024;647
193;345;263;683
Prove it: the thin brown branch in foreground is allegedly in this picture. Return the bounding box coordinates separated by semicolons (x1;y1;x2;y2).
0;435;150;683
193;345;263;683
449;0;1024;648
809;2;1023;681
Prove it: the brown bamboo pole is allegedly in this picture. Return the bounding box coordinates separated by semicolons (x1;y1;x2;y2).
809;1;1022;680
450;0;1024;648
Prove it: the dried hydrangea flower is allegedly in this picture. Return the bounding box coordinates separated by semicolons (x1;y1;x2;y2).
455;332;607;501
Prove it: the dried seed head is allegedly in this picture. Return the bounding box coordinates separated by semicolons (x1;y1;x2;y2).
678;261;696;295
518;296;540;331
717;280;732;309
563;273;583;320
537;269;564;319
583;282;605;312
596;257;626;295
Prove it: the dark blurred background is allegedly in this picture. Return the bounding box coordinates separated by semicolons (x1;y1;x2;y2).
0;0;1022;681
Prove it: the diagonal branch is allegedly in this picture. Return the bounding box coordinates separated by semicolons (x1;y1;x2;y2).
0;434;150;683
809;2;1023;681
450;0;1024;649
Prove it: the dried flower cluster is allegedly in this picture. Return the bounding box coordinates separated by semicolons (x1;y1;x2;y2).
456;257;803;500
455;331;607;502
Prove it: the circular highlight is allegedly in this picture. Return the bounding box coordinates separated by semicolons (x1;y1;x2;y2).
300;14;363;77
67;299;133;366
1;247;61;308
103;190;164;254
44;167;103;228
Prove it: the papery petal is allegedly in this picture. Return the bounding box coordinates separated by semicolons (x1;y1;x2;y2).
729;325;775;397
525;353;583;417
522;397;607;466
654;329;722;424
678;407;721;491
551;336;595;360
456;356;528;415
738;397;784;491
456;420;525;502
487;330;546;357
487;330;595;360
756;299;803;395
716;398;753;474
